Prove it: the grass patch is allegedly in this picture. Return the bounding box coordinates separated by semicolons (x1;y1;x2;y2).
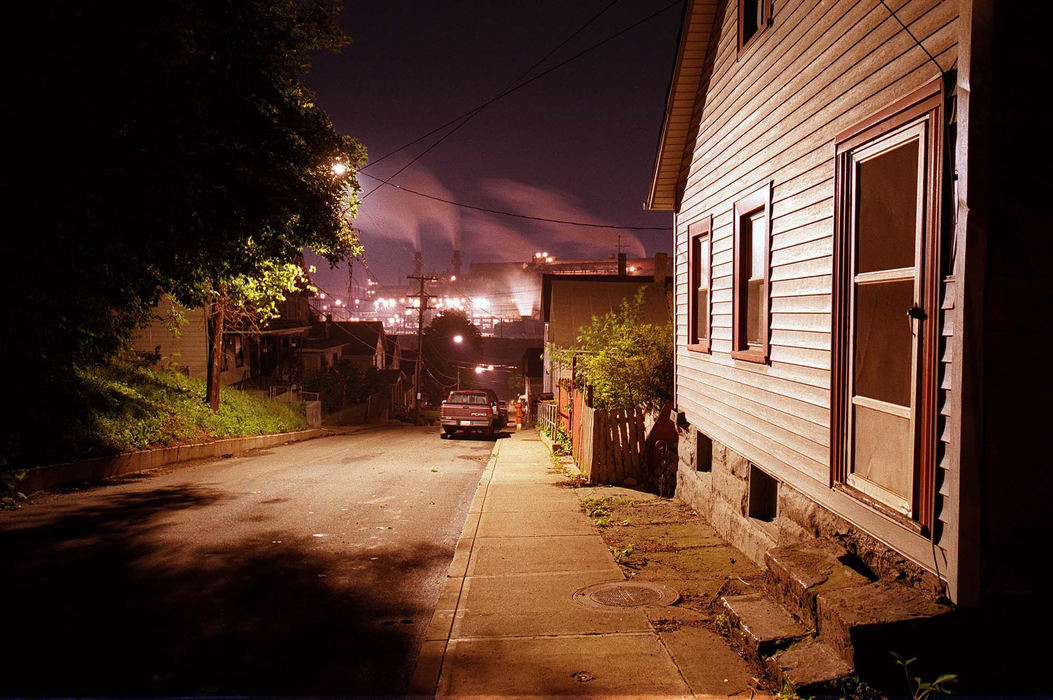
6;360;307;471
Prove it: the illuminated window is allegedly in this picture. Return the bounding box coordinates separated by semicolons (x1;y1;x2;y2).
732;184;771;364
688;216;712;352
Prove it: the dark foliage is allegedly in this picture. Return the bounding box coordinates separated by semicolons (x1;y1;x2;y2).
4;0;364;468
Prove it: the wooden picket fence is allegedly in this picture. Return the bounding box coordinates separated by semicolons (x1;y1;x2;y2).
575;404;647;484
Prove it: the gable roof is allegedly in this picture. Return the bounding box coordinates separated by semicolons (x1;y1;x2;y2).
645;0;720;211
307;321;385;356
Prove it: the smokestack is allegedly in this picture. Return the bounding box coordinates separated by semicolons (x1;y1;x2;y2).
654;253;668;287
452;249;462;277
617;252;627;276
413;250;423;277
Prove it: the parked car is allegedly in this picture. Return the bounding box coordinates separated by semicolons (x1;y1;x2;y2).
440;390;501;439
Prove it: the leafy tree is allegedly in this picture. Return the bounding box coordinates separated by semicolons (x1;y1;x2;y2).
5;0;365;465
550;290;673;411
421;311;482;403
203;260;316;410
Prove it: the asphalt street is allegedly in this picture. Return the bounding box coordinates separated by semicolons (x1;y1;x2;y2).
0;424;497;696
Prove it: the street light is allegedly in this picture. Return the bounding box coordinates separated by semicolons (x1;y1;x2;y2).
331;162;349;176
453;334;463;344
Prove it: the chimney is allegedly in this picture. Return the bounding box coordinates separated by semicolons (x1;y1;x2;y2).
452;249;462;277
654;252;668;287
617;252;627;276
413;250;423;277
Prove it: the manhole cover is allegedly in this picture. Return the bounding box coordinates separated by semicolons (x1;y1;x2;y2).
572;581;679;609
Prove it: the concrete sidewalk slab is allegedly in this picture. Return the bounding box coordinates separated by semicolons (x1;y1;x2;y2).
410;429;700;698
476;508;595;537
466;535;621;576
438;634;691;697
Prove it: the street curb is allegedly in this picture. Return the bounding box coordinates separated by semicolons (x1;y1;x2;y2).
18;427;338;494
407;436;503;698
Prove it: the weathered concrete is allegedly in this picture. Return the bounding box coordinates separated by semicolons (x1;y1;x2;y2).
765;539;871;626
768;638;853;690
675;422;942;597
19;428;332;494
816;580;953;665
722;593;808;657
411;429;699;698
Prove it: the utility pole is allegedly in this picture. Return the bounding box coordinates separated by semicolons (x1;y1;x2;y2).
408;273;438;424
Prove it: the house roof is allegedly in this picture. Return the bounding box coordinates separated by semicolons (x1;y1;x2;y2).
307;321;385;356
645;0;720;211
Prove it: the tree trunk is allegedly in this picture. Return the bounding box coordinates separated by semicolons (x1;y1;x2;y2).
206;296;225;412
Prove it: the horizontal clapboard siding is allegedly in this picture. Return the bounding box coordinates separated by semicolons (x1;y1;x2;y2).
674;0;958;573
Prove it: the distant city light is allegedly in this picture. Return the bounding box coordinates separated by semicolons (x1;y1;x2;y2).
319;293;326;299
488;364;494;371
628;265;637;272
453;335;463;343
546;256;554;263
475;366;483;374
450;275;457;282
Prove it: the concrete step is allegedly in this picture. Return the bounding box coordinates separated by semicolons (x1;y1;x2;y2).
767;637;854;690
816;579;954;670
721;593;808;658
764;539;871;626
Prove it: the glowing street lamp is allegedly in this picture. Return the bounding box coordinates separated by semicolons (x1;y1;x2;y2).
331;162;349;176
453;334;464;344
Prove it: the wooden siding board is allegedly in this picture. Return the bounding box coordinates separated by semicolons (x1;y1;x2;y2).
669;0;960;578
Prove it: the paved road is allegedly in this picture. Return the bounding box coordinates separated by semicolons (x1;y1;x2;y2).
0;424;497;696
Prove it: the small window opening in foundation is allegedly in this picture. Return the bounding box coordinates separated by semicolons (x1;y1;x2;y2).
748;465;778;522
696;431;712;472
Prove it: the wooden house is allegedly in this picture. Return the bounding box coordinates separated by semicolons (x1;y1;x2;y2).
646;0;1048;612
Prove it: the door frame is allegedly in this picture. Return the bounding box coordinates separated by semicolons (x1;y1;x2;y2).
830;78;944;533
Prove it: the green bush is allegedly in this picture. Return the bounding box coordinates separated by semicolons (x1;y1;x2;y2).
4;360;307;471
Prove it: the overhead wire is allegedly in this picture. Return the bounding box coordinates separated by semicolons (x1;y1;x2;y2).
358;172;672;230
360;0;683;176
359;0;622;199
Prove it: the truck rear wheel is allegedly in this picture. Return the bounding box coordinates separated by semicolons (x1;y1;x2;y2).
442;427;456;438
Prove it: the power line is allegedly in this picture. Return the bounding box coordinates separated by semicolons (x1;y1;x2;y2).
358;172;671;231
359;0;623;199
361;0;682;175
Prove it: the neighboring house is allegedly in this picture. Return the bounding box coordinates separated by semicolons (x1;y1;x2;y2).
130;296;308;386
540;254;672;392
645;0;1046;610
302;320;387;373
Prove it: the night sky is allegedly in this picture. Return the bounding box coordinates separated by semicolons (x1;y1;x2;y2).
304;0;683;295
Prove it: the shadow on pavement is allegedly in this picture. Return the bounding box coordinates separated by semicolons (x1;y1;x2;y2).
0;485;450;696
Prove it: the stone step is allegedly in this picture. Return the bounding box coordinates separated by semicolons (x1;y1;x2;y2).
764;539;871;626
767;637;854;691
721;593;808;658
816;579;954;670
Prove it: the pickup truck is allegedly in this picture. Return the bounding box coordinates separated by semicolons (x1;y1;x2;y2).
440;390;504;439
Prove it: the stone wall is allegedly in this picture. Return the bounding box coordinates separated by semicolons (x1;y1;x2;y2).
676;420;940;595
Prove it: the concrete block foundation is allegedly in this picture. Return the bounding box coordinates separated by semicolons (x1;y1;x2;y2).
675;421;938;595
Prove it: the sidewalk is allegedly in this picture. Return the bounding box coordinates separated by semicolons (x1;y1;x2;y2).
410;428;727;698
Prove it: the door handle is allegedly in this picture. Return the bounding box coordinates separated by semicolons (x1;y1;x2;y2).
907;305;927;321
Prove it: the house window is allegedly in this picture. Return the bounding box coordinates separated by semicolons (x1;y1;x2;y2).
732;184;771;363
688;216;712;352
830;78;943;530
739;0;773;54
